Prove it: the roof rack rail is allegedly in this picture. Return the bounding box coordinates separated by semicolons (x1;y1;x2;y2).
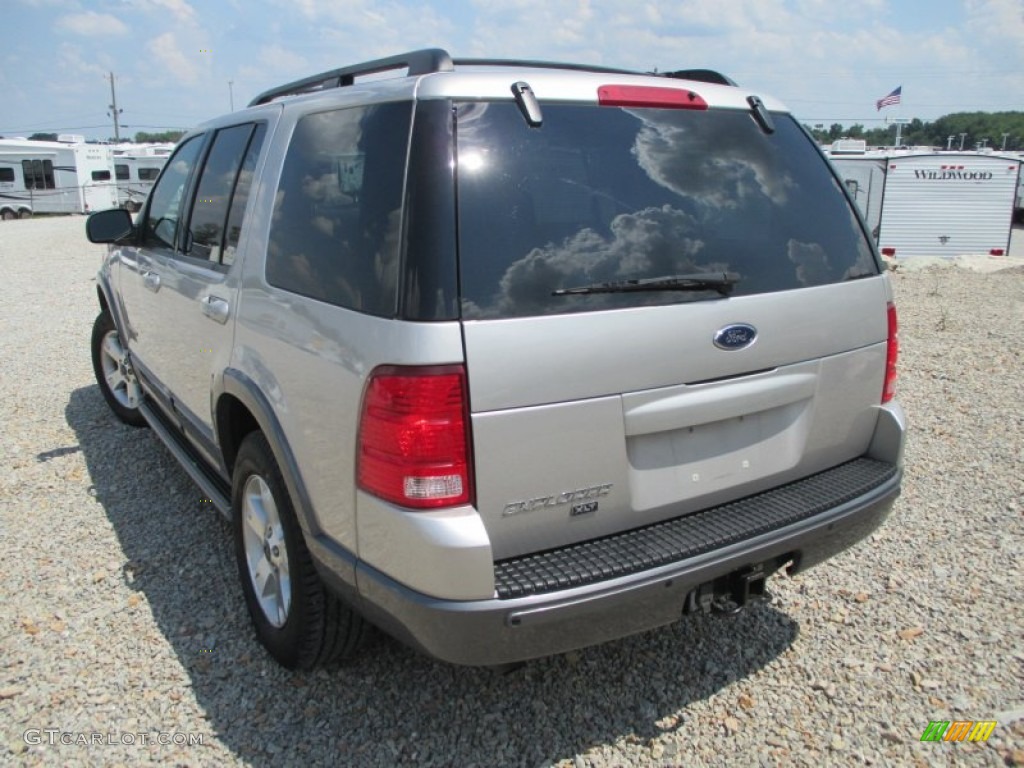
249;48;455;106
661;69;737;86
248;48;737;107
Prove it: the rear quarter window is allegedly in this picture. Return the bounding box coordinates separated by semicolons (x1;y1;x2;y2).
456;103;877;319
266;102;411;316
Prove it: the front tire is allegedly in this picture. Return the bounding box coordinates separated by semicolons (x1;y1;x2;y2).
91;310;147;427
232;431;366;669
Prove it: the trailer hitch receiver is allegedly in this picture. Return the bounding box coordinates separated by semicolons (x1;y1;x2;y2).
684;564;771;616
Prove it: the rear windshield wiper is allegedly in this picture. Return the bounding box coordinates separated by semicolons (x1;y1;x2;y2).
553;272;739;297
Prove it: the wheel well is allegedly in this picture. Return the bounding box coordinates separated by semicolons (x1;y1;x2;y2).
97;286;109;314
216;395;261;474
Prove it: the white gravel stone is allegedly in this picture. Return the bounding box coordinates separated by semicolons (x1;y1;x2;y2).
1;216;1022;767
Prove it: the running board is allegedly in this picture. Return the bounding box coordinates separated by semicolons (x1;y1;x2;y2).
140;401;232;518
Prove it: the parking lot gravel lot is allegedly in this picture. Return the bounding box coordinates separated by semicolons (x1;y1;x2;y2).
1;216;1022;767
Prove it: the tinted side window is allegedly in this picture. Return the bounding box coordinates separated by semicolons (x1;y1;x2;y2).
186;124;255;263
144;136;204;250
92;170;111;181
115;164;129;181
0;168;14;183
222;124;266;267
266;102;411;316
138;167;160;181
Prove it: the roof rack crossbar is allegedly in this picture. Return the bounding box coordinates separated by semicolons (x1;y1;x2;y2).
452;58;643;76
248;48;455;106
662;69;737;86
455;59;735;85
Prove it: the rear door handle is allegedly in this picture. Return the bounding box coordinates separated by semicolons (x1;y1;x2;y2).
201;295;230;324
142;271;161;292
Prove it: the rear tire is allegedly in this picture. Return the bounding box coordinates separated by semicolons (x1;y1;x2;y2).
1;209;15;221
18;209;31;219
232;431;367;669
91;310;147;427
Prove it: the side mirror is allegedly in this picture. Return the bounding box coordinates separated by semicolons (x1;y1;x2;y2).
86;208;134;244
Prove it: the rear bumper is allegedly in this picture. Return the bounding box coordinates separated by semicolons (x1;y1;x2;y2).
348;459;901;666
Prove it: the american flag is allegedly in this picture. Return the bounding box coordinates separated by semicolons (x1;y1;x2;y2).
876;86;902;111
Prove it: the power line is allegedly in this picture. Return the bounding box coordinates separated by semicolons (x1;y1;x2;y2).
733;67;1021;80
0;124;185;133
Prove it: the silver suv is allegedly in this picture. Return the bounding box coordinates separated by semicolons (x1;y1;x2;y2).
86;49;906;669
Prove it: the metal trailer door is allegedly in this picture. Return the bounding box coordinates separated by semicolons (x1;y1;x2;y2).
878;154;1020;258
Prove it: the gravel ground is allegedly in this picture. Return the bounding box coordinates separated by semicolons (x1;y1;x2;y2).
1;216;1022;767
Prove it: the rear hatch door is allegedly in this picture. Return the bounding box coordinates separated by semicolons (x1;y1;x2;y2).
454;96;888;560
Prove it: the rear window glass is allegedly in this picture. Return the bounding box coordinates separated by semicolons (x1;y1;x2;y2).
456;103;876;319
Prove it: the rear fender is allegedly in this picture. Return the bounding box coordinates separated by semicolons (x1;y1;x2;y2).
217;369;360;597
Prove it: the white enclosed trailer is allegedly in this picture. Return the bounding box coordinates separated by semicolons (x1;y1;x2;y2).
0;136;119;218
830;151;1021;258
112;144;172;211
834;156;887;239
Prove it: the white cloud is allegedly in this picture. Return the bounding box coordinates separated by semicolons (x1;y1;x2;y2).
149;32;201;85
260;44;308;74
56;42;109;79
141;0;197;23
57;11;130;37
966;0;1024;48
272;0;457;62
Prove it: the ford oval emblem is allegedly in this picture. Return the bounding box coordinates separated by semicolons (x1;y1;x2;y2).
713;323;757;350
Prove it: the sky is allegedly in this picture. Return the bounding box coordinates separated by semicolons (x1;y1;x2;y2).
2;0;1022;142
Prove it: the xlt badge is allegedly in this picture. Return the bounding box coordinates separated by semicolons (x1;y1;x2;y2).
502;484;613;517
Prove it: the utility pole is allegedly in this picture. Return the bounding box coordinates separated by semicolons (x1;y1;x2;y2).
106;72;123;142
946;135;955;150
1001;132;1010;151
228;80;234;111
958;132;967;151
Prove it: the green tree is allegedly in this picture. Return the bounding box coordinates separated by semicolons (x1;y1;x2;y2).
808;111;1023;151
133;130;185;143
28;132;58;141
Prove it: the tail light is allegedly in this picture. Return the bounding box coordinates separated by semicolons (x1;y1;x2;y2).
882;302;899;403
357;365;473;509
